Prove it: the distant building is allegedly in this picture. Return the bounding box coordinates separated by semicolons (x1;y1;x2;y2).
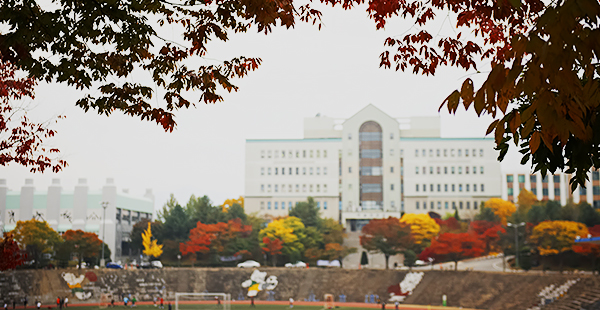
0;178;154;262
245;104;502;230
503;171;600;208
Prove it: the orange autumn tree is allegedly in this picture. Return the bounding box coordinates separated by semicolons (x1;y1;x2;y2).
531;220;588;269
360;217;413;269
63;230;103;269
180;219;252;261
425;232;485;270
261;237;283;266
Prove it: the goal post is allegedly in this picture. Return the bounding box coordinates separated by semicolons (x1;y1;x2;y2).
175;293;231;310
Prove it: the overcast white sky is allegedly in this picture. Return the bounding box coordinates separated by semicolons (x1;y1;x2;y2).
1;3;527;212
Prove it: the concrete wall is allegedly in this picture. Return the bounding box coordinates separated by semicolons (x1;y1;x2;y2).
0;268;595;310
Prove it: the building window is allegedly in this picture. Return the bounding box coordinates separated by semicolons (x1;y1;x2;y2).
465;149;469;157
437;184;441;192
507;175;514;182
458;149;462;157
459;184;463;192
423;167;426;174
554;188;560;197
423;184;427;192
416;167;419;174
429;149;433;157
444;167;448;174
289;150;293;158
430;202;434;210
261;184;265;192
593;171;600;181
324;201;328;210
309;184;313;192
452;202;456;209
458;167;462;174
474;201;478;209
480;149;484;157
465;166;469;174
268;184;272;192
481;184;485;192
274;202;278;210
317;184;320;192
422;149;426;156
349;184;352;190
260;202;264;210
581;187;587;195
508;188;513;196
391;167;394;173
391;184;395;190
268;167;272;175
316;167;320;175
543;175;549;183
593;186;600;195
324;184;328;192
416;201;420;209
390;149;394;156
553;175;560;184
289;167;292;175
452;184;455;192
430;167;434;174
437;167;441;174
261;167;264;175
466;184;470;192
303;184;307;192
324;150;327;158
261;150;265;158
437;149;440;157
310;167;314;175
473;166;477;174
466;201;470;209
348;133;352;140
415;149;419;157
451;167;455;174
444;149;448;157
268;202;271;210
543;188;549;196
480;166;484;174
349;167;352;173
530;175;537;183
303;150;306;158
317;202;321;209
518;175;525;183
430;184;434;192
451;149;455;157
445;202;449;209
444;184;448;192
296;167;299;175
416;184;419;192
310;150;314;158
459;201;463;209
296;184;299;192
303;167;306;175
268;150;272;158
390;133;394;139
532;188;537;195
274;184;278;192
275;168;278;175
282;167;285;175
316;150;320;158
324;167;328;175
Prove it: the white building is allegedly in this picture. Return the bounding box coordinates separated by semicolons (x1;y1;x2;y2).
0;178;154;262
245;104;502;229
502;171;600;208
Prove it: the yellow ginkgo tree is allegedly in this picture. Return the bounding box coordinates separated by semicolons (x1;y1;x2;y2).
142;222;163;258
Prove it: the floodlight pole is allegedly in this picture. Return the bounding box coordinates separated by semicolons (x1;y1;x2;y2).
507;222;526;269
101;201;109;267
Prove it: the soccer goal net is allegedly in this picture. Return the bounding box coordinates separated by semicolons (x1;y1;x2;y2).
175;293;231;310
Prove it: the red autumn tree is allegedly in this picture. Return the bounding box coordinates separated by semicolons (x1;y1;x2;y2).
469;221;506;254
261;237;283;266
435;217;462;233
360;217;413;269
573;225;600;269
425;232;485;270
62;230;103;269
0;61;66;172
180;219;252;259
0;233;27;270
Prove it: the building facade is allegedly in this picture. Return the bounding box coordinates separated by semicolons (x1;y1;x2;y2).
0;178;154;262
245;104;503;229
503;171;600;208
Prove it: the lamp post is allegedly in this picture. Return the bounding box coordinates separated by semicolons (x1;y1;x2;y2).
507;222;526;269
101;201;109;268
177;254;181;267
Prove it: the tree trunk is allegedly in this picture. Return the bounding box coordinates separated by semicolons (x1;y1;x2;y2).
454;260;458;271
385;255;390;270
272;254;277;267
